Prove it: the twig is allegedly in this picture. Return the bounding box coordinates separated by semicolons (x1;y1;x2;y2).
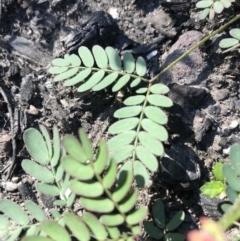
0;86;17;180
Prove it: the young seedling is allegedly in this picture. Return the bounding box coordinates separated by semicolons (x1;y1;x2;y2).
143;200;185;241
219;28;240;53
196;0;235;20
200;162;226;198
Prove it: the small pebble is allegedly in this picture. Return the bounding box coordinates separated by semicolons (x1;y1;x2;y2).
223;146;231;155
28;105;39;115
108;7;119;19
229;120;239;130
3;181;18;191
12;177;19;183
146;50;158;60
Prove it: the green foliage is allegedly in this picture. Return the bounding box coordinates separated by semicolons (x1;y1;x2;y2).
200;162;226;198
49;46;173;187
144;200;185;241
0;127;146;241
196;0;235;20
219;28;240;52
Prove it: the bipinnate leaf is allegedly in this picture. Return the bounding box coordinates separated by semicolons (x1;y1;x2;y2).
39;125;52;158
108;118;139;134
136;57;146;76
124;95;145;105
41;220;70;241
80;197;114;213
165;233;185;241
150;83;169;94
165;210;185;231
222;164;240;192
100;214;124;226
152;200;165;229
219;38;239;48
25;200;47;221
196;0;213;8
0;200;29;225
147;95;173;107
63;135;87;163
126;207;147;225
105;47;121;70
143;221;163;239
230;143;240;175
144;106;168;125
138;131;164;156
82;212;108;240
23;128;49;165
230;28;240;40
22;159;54;183
36;183;59;196
200;181;225;198
136;145;158;172
64;213;90;241
92;45;108;68
51;126;61;167
212;162;224;182
78;129;93;160
69;180;104;197
61;155;94;180
141;118;168;141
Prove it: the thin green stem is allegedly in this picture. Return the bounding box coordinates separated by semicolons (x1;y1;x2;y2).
150;14;240;83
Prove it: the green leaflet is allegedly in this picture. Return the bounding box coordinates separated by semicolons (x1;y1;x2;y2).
49;66;68;74
141;118;168;141
35;183;59;196
138;131;164;156
144;106;168;125
126;207;147;225
25;200;47;221
93;140;107;174
54;67;79;82
136;57;146;76
124;95;145;105
165;211;185;231
64;69;91;86
230;143;240;175
230;28;240;40
23;128;50;165
77;70;105;92
147;94;173;107
92;45;108;68
78;46;94;67
130;77;141;88
51;126;61;167
112;75;131;92
143;221;163;239
102;159;117;189
108;131;136;151
123;52;135;73
22;159;54;183
41;221;71;241
150;84;170;94
0;200;29;225
39;125;52;158
136;145;158;172
114;106;142;118
226;186;238;203
92;72;118;91
134;161;149;188
223;164;240;192
78;129;93;160
109;145;134;164
105;47;121;70
65;53;81;67
64;213;90;241
69;180;104;197
153;200;165;229
108;118;139;134
118;189;138;213
82;212;108;240
100;214;124;226
52;58;70;67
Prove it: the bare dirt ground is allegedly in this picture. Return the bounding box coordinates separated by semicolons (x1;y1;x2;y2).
0;0;240;240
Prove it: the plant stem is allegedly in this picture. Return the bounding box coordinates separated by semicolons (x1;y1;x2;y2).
218;198;240;231
150;14;240;83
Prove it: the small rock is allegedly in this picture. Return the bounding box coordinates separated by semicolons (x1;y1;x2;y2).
234;99;240;111
223;146;231;155
11;177;19;183
213;89;229;101
28;105;39;115
229;120;239;130
108;7;119;19
3;181;18;191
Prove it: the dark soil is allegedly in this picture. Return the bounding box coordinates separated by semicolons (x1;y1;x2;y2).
0;0;240;240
